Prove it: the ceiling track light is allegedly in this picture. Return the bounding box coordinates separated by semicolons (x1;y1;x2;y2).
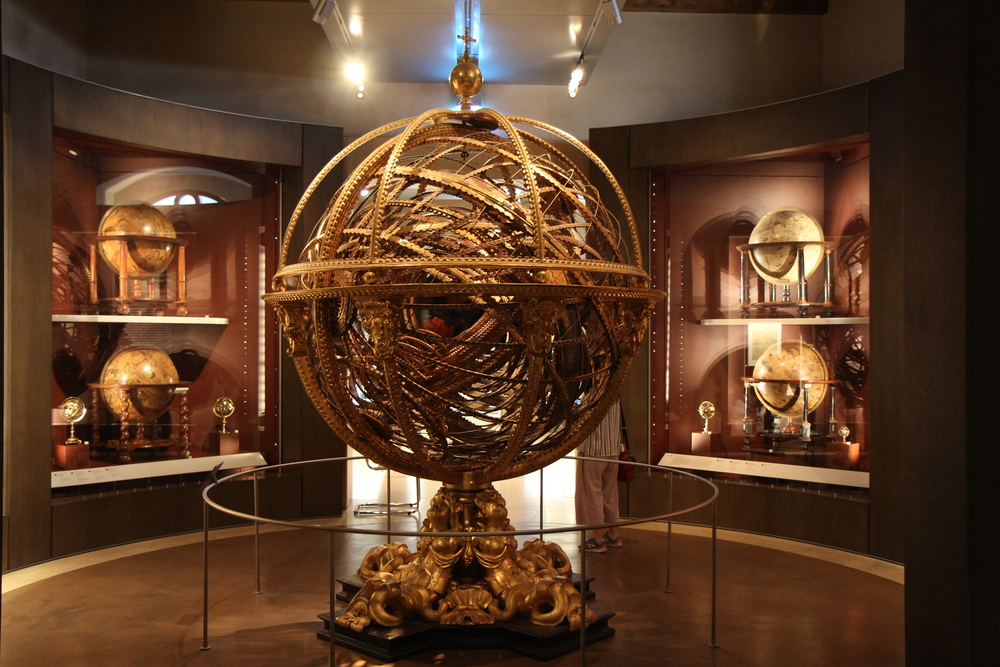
568;0;622;98
312;1;364;99
311;0;335;25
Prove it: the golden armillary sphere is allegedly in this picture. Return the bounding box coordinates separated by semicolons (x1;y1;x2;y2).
263;56;661;492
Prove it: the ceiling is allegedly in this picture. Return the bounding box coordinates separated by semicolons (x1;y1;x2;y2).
307;0;827;86
313;0;620;86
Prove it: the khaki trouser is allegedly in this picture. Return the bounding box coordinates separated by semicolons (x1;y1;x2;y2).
574;454;620;527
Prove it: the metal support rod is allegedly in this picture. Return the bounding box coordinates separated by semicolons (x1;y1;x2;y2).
329;531;337;667
742;381;754;443
386;469;392;542
796;245;808;304
828;387;838;435
254;470;262;594
739;250;750;317
823;250;834;306
768;282;777;304
579;529;587;667
665;471;673;593
710;501;719;648
539;467;545;540
201;501;211;651
800;384;811;448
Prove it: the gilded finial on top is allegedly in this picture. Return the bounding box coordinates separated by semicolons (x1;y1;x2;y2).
450;27;483;109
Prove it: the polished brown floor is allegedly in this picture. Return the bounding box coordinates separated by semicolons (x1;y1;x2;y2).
1;521;903;667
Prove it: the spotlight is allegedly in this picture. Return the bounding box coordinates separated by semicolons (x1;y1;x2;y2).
311;0;336;25
346;61;364;84
568;63;583;98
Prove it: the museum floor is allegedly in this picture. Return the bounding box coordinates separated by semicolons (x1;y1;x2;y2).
1;463;904;667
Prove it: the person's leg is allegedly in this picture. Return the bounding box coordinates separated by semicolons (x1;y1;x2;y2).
575;456;607;551
599;455;622;546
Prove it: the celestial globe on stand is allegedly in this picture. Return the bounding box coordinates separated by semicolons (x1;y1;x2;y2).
98;203;177;277
748;207;824;285
752;339;828;418
99;345;179;422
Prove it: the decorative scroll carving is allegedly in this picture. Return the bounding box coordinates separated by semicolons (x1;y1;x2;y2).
336;486;596;633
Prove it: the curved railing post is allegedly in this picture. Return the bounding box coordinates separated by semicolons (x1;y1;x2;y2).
665;470;674;593
254;470;262;595
710;501;720;648
201;499;211;652
579;528;587;666
329;531;337;666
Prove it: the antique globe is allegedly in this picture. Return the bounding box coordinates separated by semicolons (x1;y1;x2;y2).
752;339;828;418
98;202;177;277
747;207;824;285
264;79;659;491
99;345;179;422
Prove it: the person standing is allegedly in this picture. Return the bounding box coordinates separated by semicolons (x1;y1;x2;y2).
574;397;624;553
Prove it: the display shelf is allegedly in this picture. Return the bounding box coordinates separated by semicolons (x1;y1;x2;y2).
699;317;869;326
658;452;869;489
53;314;229;325
51;452;266;488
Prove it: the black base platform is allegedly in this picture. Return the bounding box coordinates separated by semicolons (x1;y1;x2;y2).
318;608;615;662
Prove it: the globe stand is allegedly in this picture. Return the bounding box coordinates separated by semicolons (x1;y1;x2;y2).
738;241;837;318
87;235;189;316
742;377;838;451
326;483;611;660
88;381;191;462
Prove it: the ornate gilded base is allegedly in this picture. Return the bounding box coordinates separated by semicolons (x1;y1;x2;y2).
319;608;615;662
336;485;598;633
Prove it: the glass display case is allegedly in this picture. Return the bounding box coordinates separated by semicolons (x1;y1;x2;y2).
650;142;871;493
49;132;281;473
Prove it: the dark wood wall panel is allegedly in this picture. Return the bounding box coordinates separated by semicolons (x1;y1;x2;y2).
628;82;869;170
966;4;1000;661
51;475;302;557
902;2;1000;664
52;75;302;166
627;475;869;554
867;70;904;563
902;1;971;662
279;124;347;519
4;60;55;569
591;126;653;464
